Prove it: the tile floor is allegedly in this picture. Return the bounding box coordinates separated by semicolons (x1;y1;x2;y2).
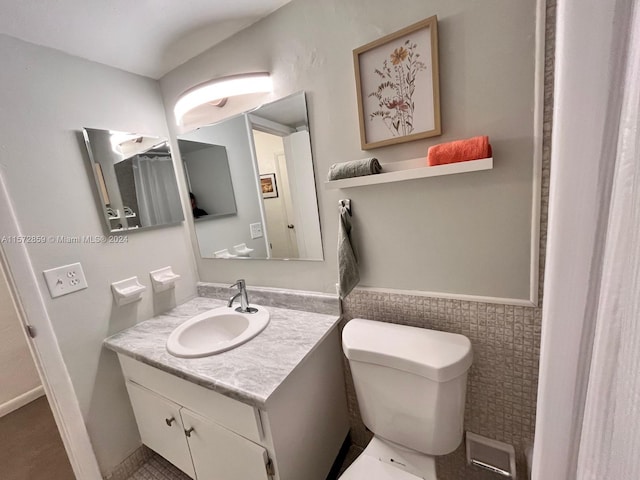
126;454;191;480
125;444;362;480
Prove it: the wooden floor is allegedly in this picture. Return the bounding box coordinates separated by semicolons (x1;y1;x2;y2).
0;396;74;480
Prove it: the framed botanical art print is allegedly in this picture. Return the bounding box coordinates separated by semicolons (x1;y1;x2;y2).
353;16;441;150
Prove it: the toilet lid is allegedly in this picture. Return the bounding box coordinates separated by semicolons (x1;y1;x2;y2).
342;318;473;382
340;454;424;480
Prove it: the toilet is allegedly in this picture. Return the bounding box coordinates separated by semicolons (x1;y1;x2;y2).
340;318;473;479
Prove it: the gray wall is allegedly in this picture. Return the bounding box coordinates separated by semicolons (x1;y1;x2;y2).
0;34;198;474
160;0;538;300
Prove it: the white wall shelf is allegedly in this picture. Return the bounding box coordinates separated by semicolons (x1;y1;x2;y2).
324;157;493;190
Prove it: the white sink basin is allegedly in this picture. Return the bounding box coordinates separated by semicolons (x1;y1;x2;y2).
166;305;270;358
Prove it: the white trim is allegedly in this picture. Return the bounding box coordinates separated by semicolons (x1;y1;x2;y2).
529;0;547;308
0;386;45;418
353;286;537;308
248;113;296;136
0;173;102;479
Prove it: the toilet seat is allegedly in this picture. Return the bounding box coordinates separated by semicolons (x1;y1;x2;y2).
339;454;423;480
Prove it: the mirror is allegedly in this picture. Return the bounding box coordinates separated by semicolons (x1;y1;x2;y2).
83;128;184;232
179;140;237;220
177;92;323;260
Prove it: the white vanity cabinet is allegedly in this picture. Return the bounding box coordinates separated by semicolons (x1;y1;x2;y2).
125;379;270;480
116;325;349;480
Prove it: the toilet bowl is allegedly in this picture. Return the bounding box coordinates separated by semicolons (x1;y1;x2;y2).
340;318;473;479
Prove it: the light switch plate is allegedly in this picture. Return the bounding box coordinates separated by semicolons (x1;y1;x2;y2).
43;262;88;298
250;222;263;239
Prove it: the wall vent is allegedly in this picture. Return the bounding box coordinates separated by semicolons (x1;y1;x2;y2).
466;431;517;478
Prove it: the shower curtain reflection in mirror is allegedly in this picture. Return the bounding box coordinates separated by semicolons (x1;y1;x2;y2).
82;127;185;233
132;155;184;227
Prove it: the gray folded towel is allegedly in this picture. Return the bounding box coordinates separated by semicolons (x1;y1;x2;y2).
337;203;359;299
327;158;382;181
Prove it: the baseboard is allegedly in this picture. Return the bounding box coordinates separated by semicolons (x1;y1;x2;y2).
0;385;45;418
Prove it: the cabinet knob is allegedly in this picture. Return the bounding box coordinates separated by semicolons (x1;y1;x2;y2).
165;417;176;426
184;427;195;437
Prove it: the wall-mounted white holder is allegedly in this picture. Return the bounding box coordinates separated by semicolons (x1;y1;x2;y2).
233;243;254;257
214;249;237;259
149;266;181;293
111;277;146;306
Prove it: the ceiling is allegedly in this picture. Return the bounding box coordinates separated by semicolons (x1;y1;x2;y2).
0;0;292;79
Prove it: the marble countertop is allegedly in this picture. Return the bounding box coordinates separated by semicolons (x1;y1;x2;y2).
103;296;341;408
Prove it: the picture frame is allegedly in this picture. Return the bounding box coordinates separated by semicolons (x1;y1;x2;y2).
353;15;441;150
260;173;278;199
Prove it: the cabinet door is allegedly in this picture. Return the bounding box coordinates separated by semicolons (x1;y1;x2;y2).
181;409;271;480
125;381;196;478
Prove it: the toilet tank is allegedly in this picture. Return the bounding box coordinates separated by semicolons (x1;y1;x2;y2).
342;318;473;456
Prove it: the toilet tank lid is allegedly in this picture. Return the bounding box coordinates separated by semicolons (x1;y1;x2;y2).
342;318;473;382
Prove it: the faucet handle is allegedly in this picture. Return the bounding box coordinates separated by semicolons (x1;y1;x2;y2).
229;279;246;290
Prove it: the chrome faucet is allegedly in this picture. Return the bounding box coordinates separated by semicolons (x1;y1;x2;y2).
227;279;257;313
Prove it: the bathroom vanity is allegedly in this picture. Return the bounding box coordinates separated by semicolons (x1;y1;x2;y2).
104;296;349;480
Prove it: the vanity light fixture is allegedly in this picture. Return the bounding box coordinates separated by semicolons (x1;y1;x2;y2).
109;131;141;155
174;72;272;126
109;132;165;161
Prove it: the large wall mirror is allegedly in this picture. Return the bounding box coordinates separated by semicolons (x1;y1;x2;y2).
177;92;324;261
83;128;184;232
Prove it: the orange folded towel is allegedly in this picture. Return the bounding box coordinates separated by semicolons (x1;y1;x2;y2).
427;136;492;166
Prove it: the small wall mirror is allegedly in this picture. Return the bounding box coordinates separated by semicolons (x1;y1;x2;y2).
177;92;323;260
179;140;237;220
83;128;184;232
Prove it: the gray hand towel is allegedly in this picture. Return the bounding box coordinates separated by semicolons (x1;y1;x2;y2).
338;204;359;299
327;158;382;181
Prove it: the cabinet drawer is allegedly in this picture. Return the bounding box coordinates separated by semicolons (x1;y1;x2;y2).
118;355;262;443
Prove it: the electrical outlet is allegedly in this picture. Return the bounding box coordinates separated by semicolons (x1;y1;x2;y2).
250;222;263;239
43;262;88;298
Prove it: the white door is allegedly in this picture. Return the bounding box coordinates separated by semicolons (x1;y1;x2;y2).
125;381;195;478
181;408;271;480
282;130;323;259
275;152;299;257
